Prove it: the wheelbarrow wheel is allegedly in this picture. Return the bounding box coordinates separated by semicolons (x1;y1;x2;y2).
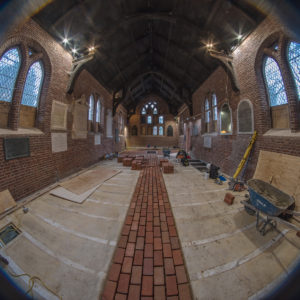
279;203;295;220
244;199;256;216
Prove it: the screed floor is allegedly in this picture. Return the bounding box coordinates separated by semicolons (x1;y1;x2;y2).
0;154;300;300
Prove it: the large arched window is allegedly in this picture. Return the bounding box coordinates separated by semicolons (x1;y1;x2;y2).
96;100;101;123
204;98;210;133
263;57;288;106
21;61;44;107
220;103;232;134
167;125;173;136
159;126;163;136
88;95;94;121
0;47;21;103
287;42;300;98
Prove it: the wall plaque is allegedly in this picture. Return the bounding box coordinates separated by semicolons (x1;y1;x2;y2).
51;101;68;130
4;138;30;160
204;136;212;149
72;96;88;139
51;133;67;153
94;133;101;145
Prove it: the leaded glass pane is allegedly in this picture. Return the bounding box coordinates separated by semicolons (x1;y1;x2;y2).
288;42;300;99
159;126;163;136
159;116;164;124
205;110;210;123
88;95;94;120
212;93;217;106
205;99;209;110
147;115;152;124
21;61;44;107
153;107;158;114
153;126;157;135
0;48;21;102
264;57;288;106
142;107;146;114
96;100;101;122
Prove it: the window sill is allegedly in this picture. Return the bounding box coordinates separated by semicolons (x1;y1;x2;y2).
202;132;218;137
263;129;300;137
0;128;44;137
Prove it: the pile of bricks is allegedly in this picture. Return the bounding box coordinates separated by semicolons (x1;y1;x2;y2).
162;162;174;174
123;158;134;167
159;158;169;167
118;155;128;163
131;160;143;170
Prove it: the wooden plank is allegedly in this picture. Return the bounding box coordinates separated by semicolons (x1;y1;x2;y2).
0;189;16;214
254;150;300;205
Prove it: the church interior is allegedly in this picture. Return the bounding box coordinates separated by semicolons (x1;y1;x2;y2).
0;0;300;299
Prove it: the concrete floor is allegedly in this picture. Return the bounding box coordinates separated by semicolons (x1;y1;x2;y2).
1;158;300;299
0;160;139;300
163;162;300;300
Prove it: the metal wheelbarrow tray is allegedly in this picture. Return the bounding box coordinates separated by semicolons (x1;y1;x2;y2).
241;179;300;235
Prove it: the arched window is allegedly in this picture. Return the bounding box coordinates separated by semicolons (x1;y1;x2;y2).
212;93;218;131
141;107;146;114
204;98;210;133
147;115;152;124
263;57;288;106
159;116;164;124
0;47;21;103
88;95;94;121
153;126;157;135
131;125;137;136
167;125;173;136
21;61;44;107
96;100;101;123
238;100;254;134
287;42;300;98
153;107;158;114
159;126;163;136
220;103;232;134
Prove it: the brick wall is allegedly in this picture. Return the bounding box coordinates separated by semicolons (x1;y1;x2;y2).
188;16;300;179
0;19;114;201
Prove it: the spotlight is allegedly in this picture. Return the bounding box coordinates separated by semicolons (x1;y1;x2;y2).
72;48;77;54
237;34;242;40
63;38;69;44
89;46;95;52
206;43;213;49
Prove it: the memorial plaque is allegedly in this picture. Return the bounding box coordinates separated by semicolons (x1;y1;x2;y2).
204;136;212;149
94;133;101;145
51;101;68;130
4;138;30;160
52;133;67;153
72;97;88;139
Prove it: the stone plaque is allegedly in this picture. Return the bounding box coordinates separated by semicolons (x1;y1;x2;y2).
51;133;67;153
72;97;88;139
51;101;68;130
204;136;212;149
94;133;101;145
4;137;30;160
238;101;253;133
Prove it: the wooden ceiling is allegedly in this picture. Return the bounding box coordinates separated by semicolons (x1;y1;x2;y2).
33;0;265;114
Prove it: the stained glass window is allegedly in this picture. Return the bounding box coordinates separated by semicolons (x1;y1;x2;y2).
263;57;288;106
0;48;21;103
142;107;146;114
153;107;158;114
88;95;94;120
21;61;44;107
159;126;163;136
96;100;101;122
153;126;157;135
288;42;300;99
159;116;164;124
212;93;218;120
205;99;210;122
147;115;152;124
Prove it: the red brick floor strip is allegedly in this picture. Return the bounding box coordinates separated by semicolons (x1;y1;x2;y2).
101;156;192;300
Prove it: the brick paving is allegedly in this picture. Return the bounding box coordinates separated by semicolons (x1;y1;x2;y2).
102;155;192;300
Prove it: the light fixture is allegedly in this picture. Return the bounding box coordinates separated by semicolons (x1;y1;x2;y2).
71;48;77;54
206;43;213;49
237;34;242;40
63;38;69;44
88;46;95;52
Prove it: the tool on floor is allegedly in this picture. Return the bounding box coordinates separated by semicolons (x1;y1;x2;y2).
224;192;235;205
229;131;257;191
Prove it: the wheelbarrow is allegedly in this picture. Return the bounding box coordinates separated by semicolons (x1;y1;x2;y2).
241;179;300;235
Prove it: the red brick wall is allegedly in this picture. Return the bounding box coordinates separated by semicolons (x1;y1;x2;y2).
0;19;114;201
189;16;300;179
